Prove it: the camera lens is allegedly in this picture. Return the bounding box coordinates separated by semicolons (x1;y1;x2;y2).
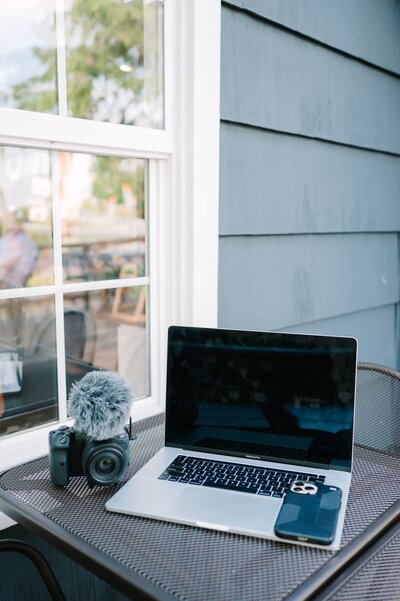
97;457;115;475
84;447;127;485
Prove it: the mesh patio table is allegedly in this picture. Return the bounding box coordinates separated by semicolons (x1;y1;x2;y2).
0;410;400;601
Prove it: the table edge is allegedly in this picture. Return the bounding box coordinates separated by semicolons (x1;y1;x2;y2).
0;487;176;601
283;497;400;601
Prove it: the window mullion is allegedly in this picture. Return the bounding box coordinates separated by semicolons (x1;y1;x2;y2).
55;292;68;421
147;160;156;408
51;150;68;420
55;0;68;117
52;152;64;288
146;158;169;414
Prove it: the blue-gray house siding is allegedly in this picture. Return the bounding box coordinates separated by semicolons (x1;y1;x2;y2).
218;0;400;368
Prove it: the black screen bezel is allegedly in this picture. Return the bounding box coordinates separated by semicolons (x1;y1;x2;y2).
165;326;357;472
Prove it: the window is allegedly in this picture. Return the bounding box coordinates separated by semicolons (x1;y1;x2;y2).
0;1;220;481
0;147;150;438
0;0;163;443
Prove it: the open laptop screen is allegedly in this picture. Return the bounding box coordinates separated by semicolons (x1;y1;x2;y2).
165;326;357;472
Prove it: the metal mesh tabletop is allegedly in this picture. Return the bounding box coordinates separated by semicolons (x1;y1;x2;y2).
1;411;400;601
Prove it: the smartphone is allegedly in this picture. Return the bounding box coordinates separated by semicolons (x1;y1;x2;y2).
274;481;342;546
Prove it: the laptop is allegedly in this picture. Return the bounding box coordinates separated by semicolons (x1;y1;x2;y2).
106;326;358;550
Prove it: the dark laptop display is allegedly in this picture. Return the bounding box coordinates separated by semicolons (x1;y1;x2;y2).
165;327;357;472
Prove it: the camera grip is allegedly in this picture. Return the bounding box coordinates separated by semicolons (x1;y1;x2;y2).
48;429;70;486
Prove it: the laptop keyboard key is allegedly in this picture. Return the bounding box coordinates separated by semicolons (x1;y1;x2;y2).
166;469;185;477
203;480;258;494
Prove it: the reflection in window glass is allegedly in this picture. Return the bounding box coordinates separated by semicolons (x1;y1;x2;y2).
60;153;146;283
65;0;164;127
0;295;58;436
0;0;57;112
0;0;164;128
0;147;54;288
65;286;148;400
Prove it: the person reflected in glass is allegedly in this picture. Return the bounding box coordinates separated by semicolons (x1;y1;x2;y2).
0;210;38;289
0;210;38;359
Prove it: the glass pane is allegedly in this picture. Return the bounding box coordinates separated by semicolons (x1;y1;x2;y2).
64;286;149;400
0;147;54;288
0;295;58;437
60;153;146;283
0;0;57;113
65;0;164;128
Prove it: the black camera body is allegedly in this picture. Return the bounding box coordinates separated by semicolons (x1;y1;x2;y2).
49;425;130;488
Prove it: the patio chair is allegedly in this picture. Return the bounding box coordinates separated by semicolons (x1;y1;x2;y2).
355;362;400;457
32;308;97;365
0;539;65;601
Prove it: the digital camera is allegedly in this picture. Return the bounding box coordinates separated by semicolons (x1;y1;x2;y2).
49;425;130;488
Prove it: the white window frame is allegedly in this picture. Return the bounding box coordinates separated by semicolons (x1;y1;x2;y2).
0;0;220;529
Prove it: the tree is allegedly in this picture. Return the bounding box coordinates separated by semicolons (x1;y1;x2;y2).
12;0;145;125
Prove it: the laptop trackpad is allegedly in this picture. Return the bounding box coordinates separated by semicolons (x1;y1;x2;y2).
168;486;276;535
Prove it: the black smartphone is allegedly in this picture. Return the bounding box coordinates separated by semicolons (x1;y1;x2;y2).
274;481;342;546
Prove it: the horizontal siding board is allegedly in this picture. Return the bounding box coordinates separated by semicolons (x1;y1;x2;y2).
219;123;400;235
221;8;400;154
224;0;244;7
282;305;397;369
218;233;398;330
242;0;400;76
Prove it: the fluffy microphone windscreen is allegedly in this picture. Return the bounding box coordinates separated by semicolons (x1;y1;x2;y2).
68;371;133;440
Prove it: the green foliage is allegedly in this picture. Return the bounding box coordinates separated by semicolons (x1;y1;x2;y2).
12;47;58;113
65;0;144;122
12;0;145;123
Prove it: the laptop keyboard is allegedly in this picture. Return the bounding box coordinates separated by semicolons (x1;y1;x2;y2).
158;455;325;498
